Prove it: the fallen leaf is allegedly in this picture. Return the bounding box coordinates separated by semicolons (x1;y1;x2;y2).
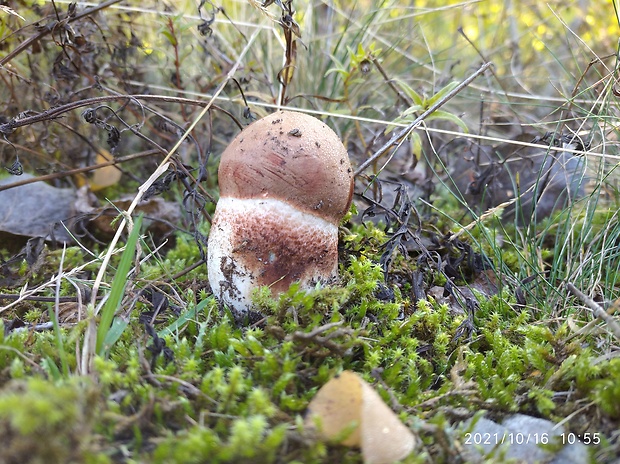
306;370;362;447
89;149;122;191
305;370;415;464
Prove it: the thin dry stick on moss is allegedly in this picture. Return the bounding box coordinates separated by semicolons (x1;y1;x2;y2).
0;294;82;303
286;321;354;355
566;282;620;341
553;400;598;432
0;346;45;374
353;61;493;177
52;244;70;376
0;255;103;314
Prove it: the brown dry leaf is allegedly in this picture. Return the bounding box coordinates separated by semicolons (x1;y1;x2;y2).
57;301;85;324
305;370;415;464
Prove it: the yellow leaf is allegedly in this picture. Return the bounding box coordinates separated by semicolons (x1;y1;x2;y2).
90;149;121;191
305;370;416;464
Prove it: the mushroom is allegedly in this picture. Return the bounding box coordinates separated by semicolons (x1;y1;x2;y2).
207;110;354;316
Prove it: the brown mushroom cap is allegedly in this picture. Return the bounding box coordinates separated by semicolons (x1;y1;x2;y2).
218;110;354;225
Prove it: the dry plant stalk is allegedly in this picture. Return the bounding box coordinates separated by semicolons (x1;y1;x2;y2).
566;282;620;341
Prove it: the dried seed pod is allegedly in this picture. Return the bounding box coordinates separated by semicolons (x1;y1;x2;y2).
207;110;354;315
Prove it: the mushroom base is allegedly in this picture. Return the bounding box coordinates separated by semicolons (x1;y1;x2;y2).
207;197;340;315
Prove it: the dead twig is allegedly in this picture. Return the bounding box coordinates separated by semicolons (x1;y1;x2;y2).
0;94;241;135
0;0;123;67
0;149;159;193
286;321;354;355
566;282;620;341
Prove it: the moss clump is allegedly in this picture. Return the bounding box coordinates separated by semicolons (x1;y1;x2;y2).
152;418;287;464
0;377;105;464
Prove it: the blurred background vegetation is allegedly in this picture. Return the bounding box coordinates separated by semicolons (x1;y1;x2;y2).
2;0;619;172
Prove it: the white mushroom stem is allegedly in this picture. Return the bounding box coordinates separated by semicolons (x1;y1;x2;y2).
208;197;338;314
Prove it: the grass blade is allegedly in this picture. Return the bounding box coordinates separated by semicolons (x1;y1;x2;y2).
96;214;143;356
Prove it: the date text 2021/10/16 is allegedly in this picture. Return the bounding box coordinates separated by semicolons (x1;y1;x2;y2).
464;432;601;446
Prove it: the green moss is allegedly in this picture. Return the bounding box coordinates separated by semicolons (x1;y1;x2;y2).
0;215;616;462
0;377;104;464
152;419;286;464
22;308;44;323
590;359;620;417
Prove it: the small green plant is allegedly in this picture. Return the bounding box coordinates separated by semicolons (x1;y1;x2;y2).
387;79;469;157
96;214;144;356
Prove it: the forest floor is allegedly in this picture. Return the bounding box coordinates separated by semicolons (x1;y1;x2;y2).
1;1;620;463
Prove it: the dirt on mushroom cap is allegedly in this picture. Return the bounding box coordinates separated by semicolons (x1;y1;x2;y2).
217;110;354;225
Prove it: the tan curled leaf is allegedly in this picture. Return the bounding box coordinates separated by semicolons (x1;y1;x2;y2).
305;370;415;464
